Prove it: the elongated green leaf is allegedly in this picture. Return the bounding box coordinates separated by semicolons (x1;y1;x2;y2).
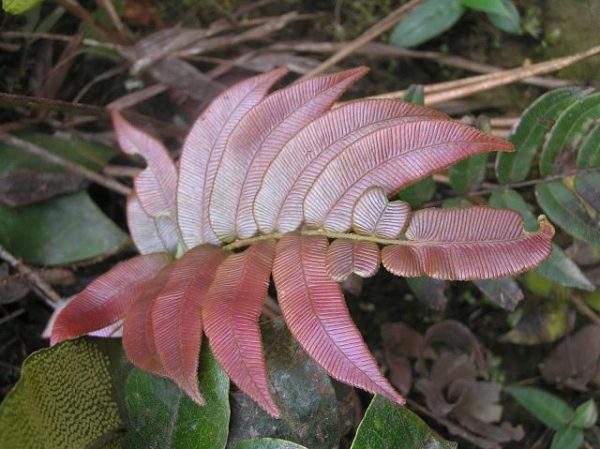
449;153;488;195
350;396;456;449
536;180;600;245
0;338;124;449
234;439;309;449
122;344;230;449
576;126;600;168
571;399;598;429
461;0;509;15
403;85;425;105
2;0;43;14
495;88;588;184
550;427;584;449
390;0;464;48
540;92;600;176
505;386;574;431
0;191;129;265
486;0;521;34
489;189;593;290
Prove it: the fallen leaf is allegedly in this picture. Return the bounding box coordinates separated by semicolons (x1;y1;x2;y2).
0;168;87;206
381;322;424;394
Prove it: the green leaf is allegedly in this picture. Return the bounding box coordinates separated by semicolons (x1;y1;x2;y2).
486;0;521;34
576;126;600;168
536;179;600;245
397;176;436;208
0;338;124;449
122;344;230;449
234;439;309;449
550;427;584;449
505;386;574;430
390;0;465;48
350;396;456;449
571;399;598;429
495;87;588;184
406;276;448;310
0;191;129;265
489;189;594;290
228;321;341;449
449;153;488;195
403;85;425;106
461;0;509;15
539;92;600;176
474;277;523;310
2;0;43;14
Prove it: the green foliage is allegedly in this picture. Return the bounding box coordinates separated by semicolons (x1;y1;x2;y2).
0;338;124;449
234;439;308;449
2;0;43;14
390;0;520;49
506;387;597;449
122;345;230;449
350;396;456;449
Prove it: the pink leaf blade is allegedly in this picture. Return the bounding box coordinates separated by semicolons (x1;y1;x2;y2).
202;240;279;417
303;120;513;232
382;208;554;279
177;68;289;247
151;245;226;405
127;194;179;254
211;67;368;241
255;100;447;235
273;235;404;405
50;253;172;345
351;186;410;238
326;239;380;282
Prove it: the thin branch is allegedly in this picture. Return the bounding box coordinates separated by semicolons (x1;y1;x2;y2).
571;294;600;326
0;245;62;308
0;134;131;196
296;0;426;81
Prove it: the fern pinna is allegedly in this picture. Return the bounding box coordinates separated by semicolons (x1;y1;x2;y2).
50;67;554;417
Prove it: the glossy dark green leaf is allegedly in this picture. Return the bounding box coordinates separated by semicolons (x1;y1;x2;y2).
390;0;464;48
461;0;509;15
2;0;43;14
0;338;124;449
489;189;594;290
123;344;230;449
228;320;341;449
474;277;523;310
0;191;129;265
495;88;588;184
234;439;308;449
486;0;521;34
576;126;600;168
571;399;598;429
397;176;436;208
536;179;600;245
505;386;574;431
406;276;448;311
350;396;456;449
574;171;600;211
449;153;488;195
550;427;584;449
540;92;600;176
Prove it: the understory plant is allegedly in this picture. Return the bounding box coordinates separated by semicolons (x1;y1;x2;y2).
50;67;554;416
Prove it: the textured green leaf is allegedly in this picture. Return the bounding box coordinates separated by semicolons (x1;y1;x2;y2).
0;338;124;449
396;176;435;208
0;191;129;265
550;427;584;449
390;0;464;48
461;0;509;15
505;386;574;431
495;88;587;184
350;396;456;449
540;92;600;176
2;0;43;14
489;189;593;290
234;439;308;449
536;179;600;245
228;320;341;449
123;344;230;449
449;153;488;195
571;399;598;429
576;126;600;168
486;0;521;34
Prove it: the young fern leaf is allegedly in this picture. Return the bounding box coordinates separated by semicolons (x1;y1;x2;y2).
51;67;554;417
